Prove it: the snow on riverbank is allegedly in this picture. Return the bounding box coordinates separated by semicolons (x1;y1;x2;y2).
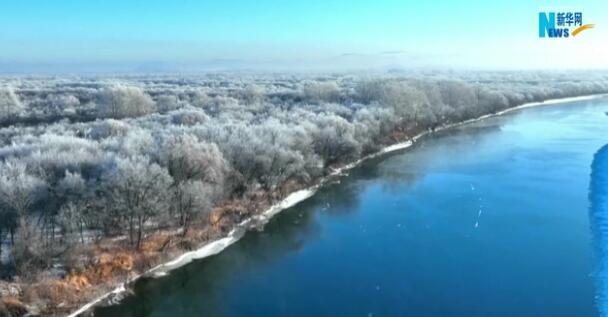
67;92;607;317
149;187;320;276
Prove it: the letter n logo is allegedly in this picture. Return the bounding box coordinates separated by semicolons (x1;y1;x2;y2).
539;12;555;37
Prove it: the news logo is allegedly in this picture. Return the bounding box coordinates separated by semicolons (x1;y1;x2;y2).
539;11;594;38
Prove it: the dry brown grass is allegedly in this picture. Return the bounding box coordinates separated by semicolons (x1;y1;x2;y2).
7;183;307;316
140;233;172;254
0;296;28;317
210;202;248;231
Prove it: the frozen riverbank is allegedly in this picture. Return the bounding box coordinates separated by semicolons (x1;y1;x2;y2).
67;92;607;317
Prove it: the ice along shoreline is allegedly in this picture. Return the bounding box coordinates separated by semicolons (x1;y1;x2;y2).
66;92;607;317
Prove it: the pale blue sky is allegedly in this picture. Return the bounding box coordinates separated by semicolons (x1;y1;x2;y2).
0;0;606;72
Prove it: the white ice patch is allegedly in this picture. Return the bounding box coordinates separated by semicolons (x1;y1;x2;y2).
66;284;128;317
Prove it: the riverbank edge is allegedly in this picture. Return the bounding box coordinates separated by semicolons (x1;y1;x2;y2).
66;92;608;317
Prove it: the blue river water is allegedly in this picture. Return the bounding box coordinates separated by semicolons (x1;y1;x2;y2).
95;98;608;317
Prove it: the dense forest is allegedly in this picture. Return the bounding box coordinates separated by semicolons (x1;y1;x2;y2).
0;71;608;315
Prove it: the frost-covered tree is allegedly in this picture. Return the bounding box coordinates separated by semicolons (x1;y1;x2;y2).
89;119;131;139
163;134;227;184
156;94;181;112
172;180;213;236
311;114;361;165
304;81;340;103
0;87;24;122
49;94;80;116
476;87;509;113
102;156;173;249
0;160;47;263
56;171;89;243
241;84;264;104
98;85;155;118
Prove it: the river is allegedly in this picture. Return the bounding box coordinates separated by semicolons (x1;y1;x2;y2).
94;97;608;317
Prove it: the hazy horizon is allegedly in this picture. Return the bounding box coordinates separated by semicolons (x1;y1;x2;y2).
1;1;607;74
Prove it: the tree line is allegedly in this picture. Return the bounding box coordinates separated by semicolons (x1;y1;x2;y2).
0;71;607;277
